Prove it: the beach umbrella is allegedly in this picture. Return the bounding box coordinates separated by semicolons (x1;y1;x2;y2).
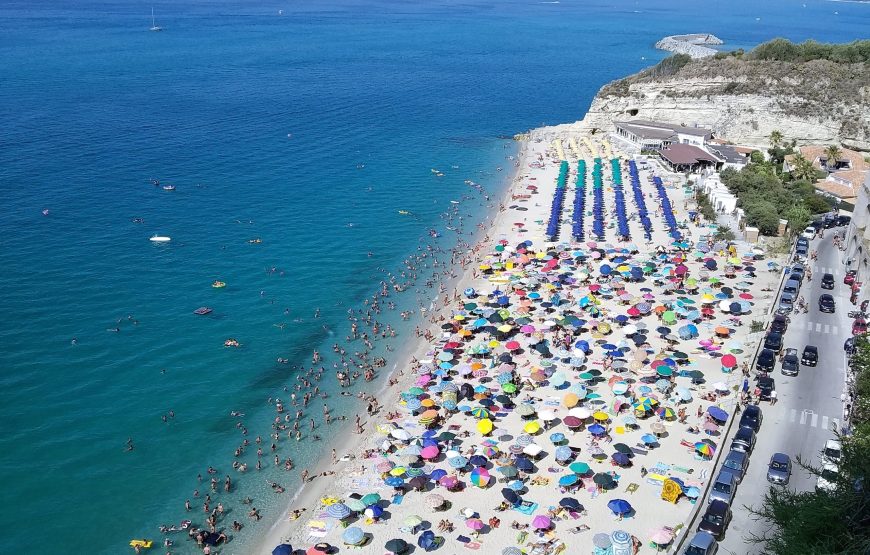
360;493;381;506
469;467;491;488
508;480;525;491
707;406;728;422
448;456;468;469
385;538;409;554
326;503;352;519
417;530;438;551
514;457;534;471
391;429;412;441
593;473;615;487
593;411;609;422
607;499;633;516
593;534;612;549
425;494;445;509
439;475;458;489
404;515;423;527
569;461;590;474
342;527;365;546
528;515;550;531
549;432;565;444
612;452;631;466
650;527;675;546
272;545;293;555
554;445;573;461
503;548;523;555
346;498;366;512
695;442;715;458
588;423;606;436
477;418;494;435
384;476;404;487
501;488;520;505
466;518;485;531
559;497;582;511
558;474;579;486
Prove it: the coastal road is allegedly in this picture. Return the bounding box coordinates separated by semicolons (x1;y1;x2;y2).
718;232;850;554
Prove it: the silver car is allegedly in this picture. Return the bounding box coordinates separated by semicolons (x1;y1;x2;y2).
722;450;749;483
767;453;791;484
709;470;737;505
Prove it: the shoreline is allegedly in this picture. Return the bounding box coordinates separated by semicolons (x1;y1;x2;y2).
254;139;529;553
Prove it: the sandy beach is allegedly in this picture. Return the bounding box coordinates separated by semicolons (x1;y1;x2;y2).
256;127;782;555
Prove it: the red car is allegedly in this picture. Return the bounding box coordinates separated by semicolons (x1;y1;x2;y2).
853;318;867;336
844;270;857;285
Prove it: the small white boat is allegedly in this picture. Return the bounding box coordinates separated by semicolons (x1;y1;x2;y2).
150;7;162;31
150;235;171;242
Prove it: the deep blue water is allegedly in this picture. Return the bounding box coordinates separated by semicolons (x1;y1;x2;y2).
0;0;866;553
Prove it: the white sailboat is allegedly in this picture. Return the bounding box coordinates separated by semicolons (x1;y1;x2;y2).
150;7;162;32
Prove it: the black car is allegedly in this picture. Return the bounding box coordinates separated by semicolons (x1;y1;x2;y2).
739;404;763;432
845;337;855;354
758;376;775;402
781;348;799;376
770;314;789;334
764;332;783;353
731;426;757;454
801;345;818;366
756;348;776;372
796;237;810;249
821;273;835;290
838;215;851;227
819;294;836;313
698;499;732;540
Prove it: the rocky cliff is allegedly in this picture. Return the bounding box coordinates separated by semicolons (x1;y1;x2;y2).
571;53;870;151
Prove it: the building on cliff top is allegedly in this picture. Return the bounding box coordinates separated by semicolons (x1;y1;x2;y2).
658;144;722;173
784;145;868;205
613;120;712;151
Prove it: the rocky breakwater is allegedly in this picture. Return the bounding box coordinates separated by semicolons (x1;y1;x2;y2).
655;34;724;59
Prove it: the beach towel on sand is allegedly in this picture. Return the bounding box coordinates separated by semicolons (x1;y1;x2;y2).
513;501;538;515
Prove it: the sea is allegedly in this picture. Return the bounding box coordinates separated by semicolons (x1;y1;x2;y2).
0;0;866;553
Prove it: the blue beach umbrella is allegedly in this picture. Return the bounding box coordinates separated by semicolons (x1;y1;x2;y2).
326;503;352;519
384;476;404;487
342;527;365;546
272;545;293;555
607;499;633;516
429;469;447;481
448;456;468;468
588;424;606;436
558;474;579;486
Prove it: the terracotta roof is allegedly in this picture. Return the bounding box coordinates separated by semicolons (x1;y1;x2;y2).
814;178;857;200
659;144;720;165
784;145;866;172
829;169;868;189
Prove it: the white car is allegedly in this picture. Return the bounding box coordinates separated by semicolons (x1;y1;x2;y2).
823;439;842;464
816;462;840;492
801;227;816;240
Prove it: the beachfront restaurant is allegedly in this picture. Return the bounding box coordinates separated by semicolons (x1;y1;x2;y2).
613;119;713;151
658;144;723;174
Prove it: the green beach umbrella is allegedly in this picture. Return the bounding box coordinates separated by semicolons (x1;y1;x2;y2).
569;462;591;474
361;493;381;506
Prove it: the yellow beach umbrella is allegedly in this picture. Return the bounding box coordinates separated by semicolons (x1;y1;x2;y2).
477;418;494;435
454;314;466;321
488;340;501;348
563;393;579;408
593;411;609;421
420;399;435;408
389;467;406;477
524;421;541;434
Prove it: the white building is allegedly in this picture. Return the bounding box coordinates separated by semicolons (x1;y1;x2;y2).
844;172;870;305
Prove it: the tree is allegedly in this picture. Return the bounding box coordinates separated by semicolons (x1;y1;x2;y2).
784;204;811;236
824;145;843;172
790;153;817;182
744;200;781;235
769;130;784;148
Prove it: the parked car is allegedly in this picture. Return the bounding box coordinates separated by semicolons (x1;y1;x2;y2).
698;500;732;540
821;273;835;290
756;348;776;372
791;263;806;280
795;245;809;261
801;345;818;366
777;292;795;314
783;278;801;296
816;463;840;492
824;439;842;464
845;337;855;354
709;470;738;505
818;294;836;313
853;318;867;336
684;531;718;555
837;215;851;227
738;404;763;432
845;270;857;285
757;376;775;402
770;314;789;334
731;427;756;454
722;450;750;483
781;348;799;376
767;453;792;484
764;331;784;353
801;227;816;240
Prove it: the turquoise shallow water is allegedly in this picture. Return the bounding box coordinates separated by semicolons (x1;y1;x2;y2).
0;0;867;553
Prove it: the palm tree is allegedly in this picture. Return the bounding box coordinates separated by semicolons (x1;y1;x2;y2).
790;153;817;181
769;130;783;148
823;145;843;172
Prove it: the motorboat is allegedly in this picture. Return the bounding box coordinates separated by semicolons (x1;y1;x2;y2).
163;185;176;191
212;281;226;288
193;307;213;315
150;235;171;242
